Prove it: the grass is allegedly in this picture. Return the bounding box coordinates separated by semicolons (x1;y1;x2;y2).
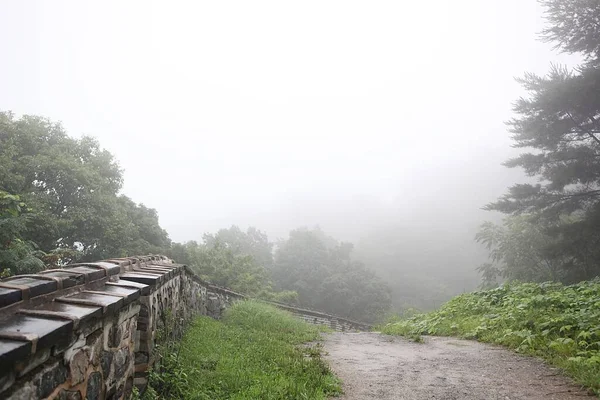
380;280;600;395
151;300;341;399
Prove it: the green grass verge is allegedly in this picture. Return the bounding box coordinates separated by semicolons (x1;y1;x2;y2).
146;300;341;399
380;280;600;395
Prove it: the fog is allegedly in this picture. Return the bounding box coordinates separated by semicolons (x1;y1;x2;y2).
0;1;582;308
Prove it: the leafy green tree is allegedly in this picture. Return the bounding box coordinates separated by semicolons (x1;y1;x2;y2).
0;112;120;250
486;0;600;281
203;225;273;269
0;111;170;262
75;195;171;261
170;240;275;297
0;191;44;275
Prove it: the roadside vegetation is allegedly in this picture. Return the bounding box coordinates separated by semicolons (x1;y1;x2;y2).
142;300;341;400
381;280;600;395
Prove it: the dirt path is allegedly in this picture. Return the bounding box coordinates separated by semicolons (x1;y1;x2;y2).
322;332;593;400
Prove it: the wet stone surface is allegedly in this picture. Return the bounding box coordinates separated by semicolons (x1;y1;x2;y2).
62;267;105;283
0;315;72;351
97;285;139;304
120;273;161;286
37;362;68;399
0;287;22;308
107;280;150;296
101;351;113;378
19;302;102;327
85;372;102;400
113;348;130;378
57;292;123;315
3;277;57;298
0;340;31;373
39;270;86;288
57;389;82;400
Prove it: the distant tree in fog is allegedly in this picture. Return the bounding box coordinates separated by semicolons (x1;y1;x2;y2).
272;228;391;323
476;216;569;286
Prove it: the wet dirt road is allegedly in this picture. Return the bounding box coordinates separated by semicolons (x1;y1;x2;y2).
323;332;593;400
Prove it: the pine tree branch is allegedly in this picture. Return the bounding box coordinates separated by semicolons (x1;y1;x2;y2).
566;113;600;147
587;115;600;145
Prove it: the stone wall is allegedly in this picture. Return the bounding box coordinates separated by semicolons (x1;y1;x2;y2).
268;301;371;332
0;255;367;400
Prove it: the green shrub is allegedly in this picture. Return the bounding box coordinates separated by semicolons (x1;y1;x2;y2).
381;280;600;395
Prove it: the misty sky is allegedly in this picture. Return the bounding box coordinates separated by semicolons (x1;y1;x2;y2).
0;1;580;243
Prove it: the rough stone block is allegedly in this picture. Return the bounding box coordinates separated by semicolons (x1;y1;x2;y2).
0;370;15;395
86;330;103;367
57;389;82;400
37;361;68;399
5;381;36;400
101;351;113;379
85;371;102;400
69;349;88;385
134;352;148;365
113;347;130;378
107;324;122;348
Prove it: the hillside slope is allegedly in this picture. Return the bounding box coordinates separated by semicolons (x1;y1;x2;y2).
381;281;600;395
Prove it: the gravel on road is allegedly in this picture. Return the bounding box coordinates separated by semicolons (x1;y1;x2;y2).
323;332;594;400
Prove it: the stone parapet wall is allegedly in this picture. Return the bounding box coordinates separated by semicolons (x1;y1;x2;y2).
269;301;371;332
0;256;238;399
0;255;369;399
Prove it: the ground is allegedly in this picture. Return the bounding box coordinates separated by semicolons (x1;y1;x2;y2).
323;332;594;400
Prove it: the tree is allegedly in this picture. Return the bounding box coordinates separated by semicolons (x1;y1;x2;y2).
540;0;600;63
272;228;391;322
73;195;172;261
475;216;570;287
487;64;600;217
272;228;330;304
0;111;171;263
203;226;273;269
0;112;120;250
486;0;600;282
0;191;44;275
169;240;275;297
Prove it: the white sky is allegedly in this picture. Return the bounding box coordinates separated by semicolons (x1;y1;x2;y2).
0;1;579;243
